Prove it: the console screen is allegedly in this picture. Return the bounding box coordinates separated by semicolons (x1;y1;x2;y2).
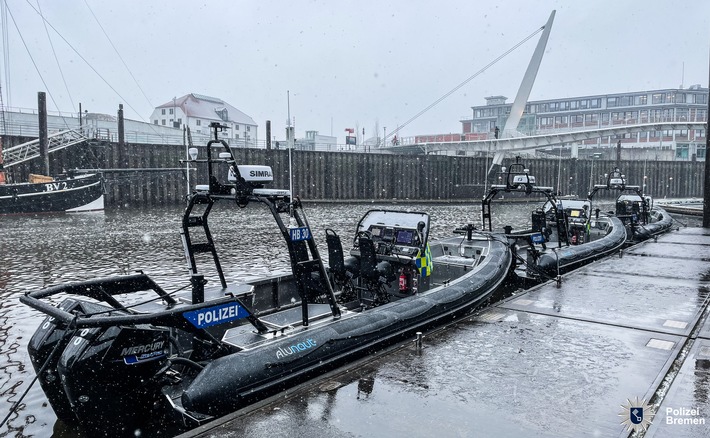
395;229;414;245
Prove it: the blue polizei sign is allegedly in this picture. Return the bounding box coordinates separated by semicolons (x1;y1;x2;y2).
531;233;545;244
289;226;311;241
183;302;248;329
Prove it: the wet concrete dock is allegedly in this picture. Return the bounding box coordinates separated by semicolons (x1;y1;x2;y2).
181;227;710;438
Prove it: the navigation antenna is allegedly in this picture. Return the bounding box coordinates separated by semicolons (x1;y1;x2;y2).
0;82;6;184
287;90;295;225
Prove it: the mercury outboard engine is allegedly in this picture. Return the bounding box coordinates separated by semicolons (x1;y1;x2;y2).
27;298;101;422
57;323;171;430
27;295;174;431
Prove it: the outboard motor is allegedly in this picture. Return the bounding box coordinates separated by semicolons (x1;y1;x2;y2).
56;323;171;430
27;298;99;422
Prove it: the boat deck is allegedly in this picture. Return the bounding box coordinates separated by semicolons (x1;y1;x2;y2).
180;226;710;438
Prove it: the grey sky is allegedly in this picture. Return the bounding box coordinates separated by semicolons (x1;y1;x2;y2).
3;0;709;141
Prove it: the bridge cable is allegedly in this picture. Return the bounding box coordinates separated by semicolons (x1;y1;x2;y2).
36;0;75;116
83;0;155;110
4;4;65;119
387;25;544;142
22;0;151;125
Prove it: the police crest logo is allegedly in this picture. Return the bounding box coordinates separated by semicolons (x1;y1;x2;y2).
619;396;654;432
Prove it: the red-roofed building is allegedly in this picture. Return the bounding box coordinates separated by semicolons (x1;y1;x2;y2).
149;93;258;146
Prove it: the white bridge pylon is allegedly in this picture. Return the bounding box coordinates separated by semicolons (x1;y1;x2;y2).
391;121;707;155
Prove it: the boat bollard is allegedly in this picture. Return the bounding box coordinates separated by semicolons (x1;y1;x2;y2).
415;332;423;350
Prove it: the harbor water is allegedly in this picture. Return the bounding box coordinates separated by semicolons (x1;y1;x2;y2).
0;201;701;437
0;200;546;437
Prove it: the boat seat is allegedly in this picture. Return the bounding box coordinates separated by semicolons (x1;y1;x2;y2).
294;259;326;303
357;236;394;306
325;229;360;287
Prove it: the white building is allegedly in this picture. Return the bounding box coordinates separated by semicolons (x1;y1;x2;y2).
149;93;258;146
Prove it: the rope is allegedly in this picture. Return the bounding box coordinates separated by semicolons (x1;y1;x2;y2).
387;25;545;141
0;319;78;430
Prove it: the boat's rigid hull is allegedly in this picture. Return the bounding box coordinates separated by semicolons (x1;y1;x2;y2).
630;207;673;242
182;239;513;416
0;175;104;214
536;216;627;277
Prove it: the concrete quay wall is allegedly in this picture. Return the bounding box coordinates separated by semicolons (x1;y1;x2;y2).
4;141;705;207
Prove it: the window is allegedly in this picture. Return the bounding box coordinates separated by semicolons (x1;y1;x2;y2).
675;93;686;103
619;96;633;106
161;119;166;125
161;109;166;115
579;100;588;109
246;126;250;132
539;103;549;112
602;113;610;123
695;129;706;139
196;119;201;126
235;134;240;139
216;108;229;121
554;115;567;125
695;93;708;104
169;108;174;115
634;95;648;105
590;99;601;108
570;101;578;110
153;120;158;125
607;97;618;108
698;145;706;159
177;118;182;124
652;93;665;104
538;116;553;126
675;143;689;159
475;110;482;118
570;115;583;123
235;124;240;130
584;113;598;123
611;112;621;121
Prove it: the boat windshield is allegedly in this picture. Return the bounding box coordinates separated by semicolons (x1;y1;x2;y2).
355;210;430;247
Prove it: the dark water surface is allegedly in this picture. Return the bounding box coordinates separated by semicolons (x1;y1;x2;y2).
0;201;695;437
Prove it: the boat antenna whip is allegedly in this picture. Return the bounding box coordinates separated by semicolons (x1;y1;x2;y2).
287;90;296;225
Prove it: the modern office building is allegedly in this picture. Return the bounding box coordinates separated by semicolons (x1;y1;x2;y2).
455;86;708;160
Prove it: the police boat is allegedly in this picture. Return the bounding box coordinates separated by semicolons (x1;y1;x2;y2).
481;157;627;284
21;123;514;434
588;167;674;243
